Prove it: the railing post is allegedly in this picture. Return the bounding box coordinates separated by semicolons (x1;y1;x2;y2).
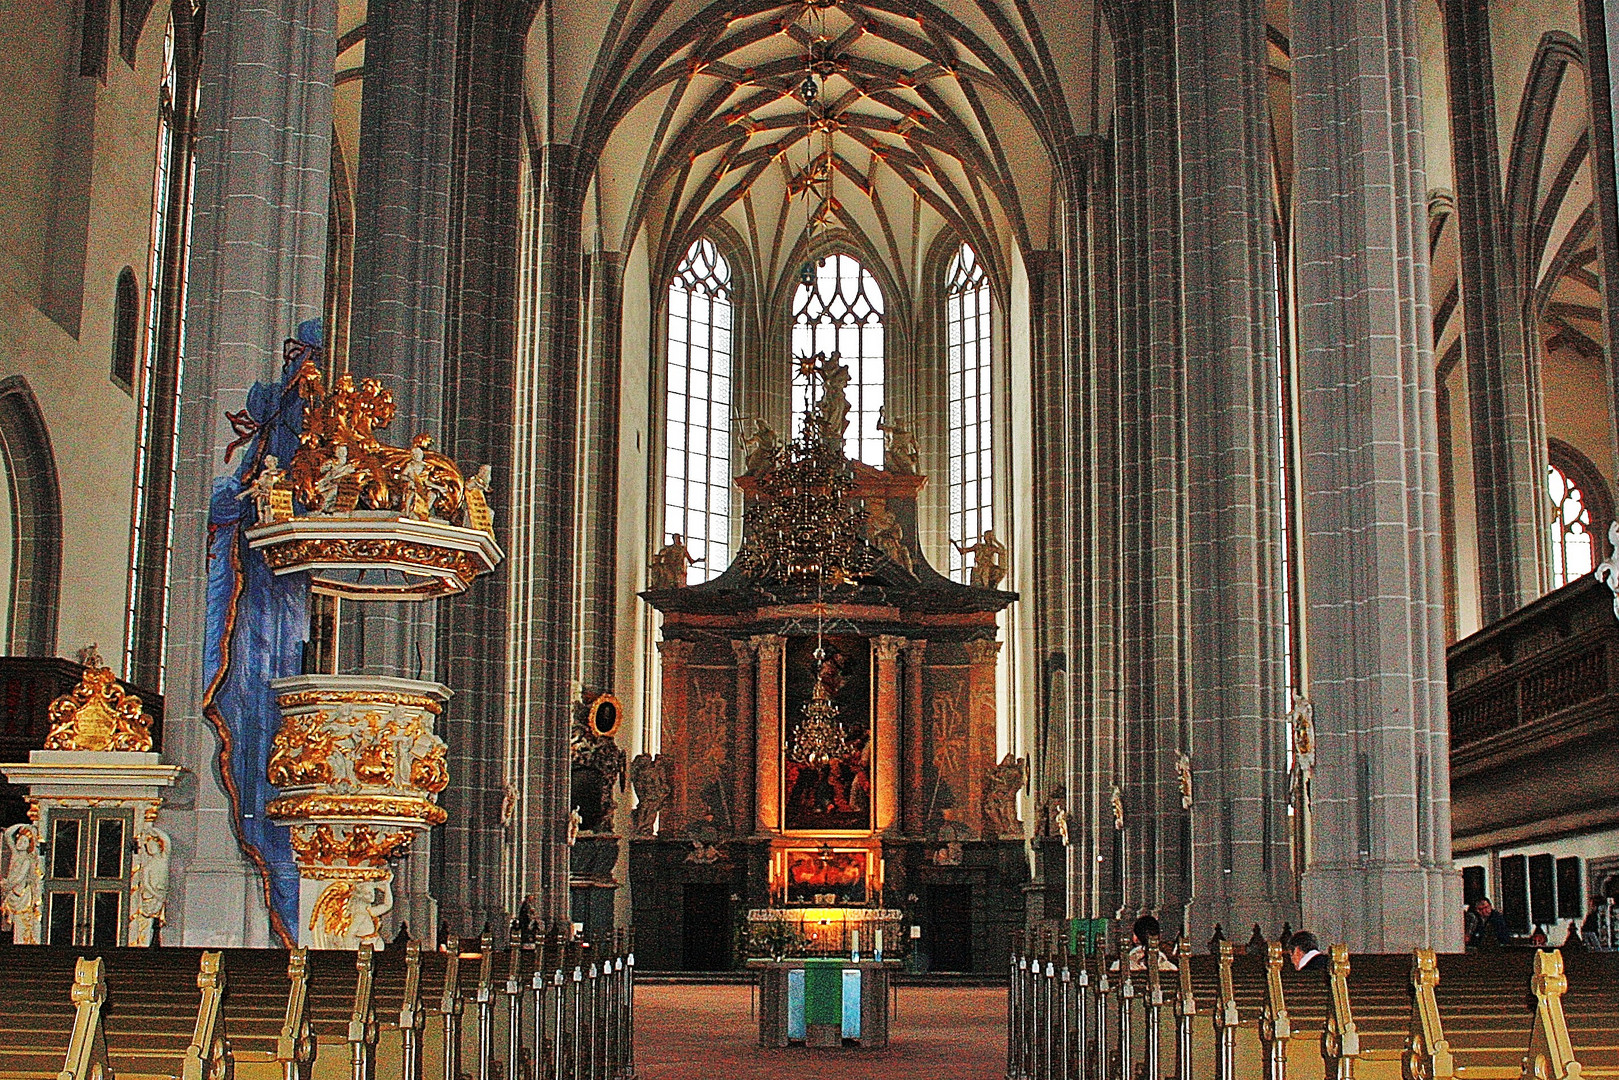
570;953;586;1080
1214;941;1237;1080
1321;945;1359;1080
398;942;425;1080
1029;946;1043;1080
550;947;568;1080
348;944;379;1080
1009;937;1024;1080
1118;968;1135;1080
1521;949;1583;1080
1058;948;1073;1080
1403;949;1454;1080
1094;953;1111;1080
1260;942;1290;1080
531;938;556;1079
183;952;230;1080
505;939;526;1080
474;934;495;1080
279;947;317;1080
623;935;637;1080
1075;958;1091;1080
1143;934;1162;1080
440;936;464;1080
59;957;114;1080
1175;939;1195;1080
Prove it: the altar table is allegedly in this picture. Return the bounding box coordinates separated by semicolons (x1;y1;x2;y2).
749;958;897;1048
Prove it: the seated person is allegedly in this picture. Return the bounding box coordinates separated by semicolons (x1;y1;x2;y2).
1288;930;1328;971
1112;913;1178;972
1465;897;1510;948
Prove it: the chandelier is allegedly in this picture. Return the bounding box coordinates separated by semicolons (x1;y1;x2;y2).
791;643;852;765
735;420;874;588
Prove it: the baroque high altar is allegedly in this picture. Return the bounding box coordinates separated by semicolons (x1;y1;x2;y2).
634;358;1024;974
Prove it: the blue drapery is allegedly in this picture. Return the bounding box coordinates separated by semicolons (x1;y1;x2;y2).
202;322;317;943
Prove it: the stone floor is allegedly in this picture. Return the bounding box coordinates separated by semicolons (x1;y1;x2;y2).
634;983;1006;1079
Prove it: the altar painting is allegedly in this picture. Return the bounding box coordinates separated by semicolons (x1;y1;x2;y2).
783;635;872;832
784;847;870;905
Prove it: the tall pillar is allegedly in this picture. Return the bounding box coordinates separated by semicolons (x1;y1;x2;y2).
341;0;459;935
1292;0;1464;951
901;639;928;836
753;635;784;834
164;0;337;946
1174;0;1293;938
730;639;757;836
657;639;694;834
872;636;904;836
1441;0;1547;621
577;252;626;693
963;639;1001;839
435;2;528;937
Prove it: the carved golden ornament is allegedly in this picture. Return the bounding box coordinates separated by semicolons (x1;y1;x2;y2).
259;536;483;585
352;715;401;785
283;358;467;521
44;663;154;753
409;745;449;794
310;880;357;938
266;793;448;825
267;711;339;787
275;689;444;715
290;823;412;868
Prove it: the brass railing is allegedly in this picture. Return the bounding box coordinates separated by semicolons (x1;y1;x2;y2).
1007;930;1600;1080
53;932;636;1080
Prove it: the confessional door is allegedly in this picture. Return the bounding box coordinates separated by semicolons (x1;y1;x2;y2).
927;884;973;972
682;884;733;971
43;808;133;946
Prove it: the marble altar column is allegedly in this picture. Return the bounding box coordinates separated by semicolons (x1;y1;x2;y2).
657;639;694;834
753;635;784;834
963;640;1001;838
902;640;928;836
731;639;758;837
872;636;905;836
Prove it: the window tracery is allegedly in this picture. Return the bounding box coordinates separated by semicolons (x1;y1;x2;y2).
791;254;884;466
945;244;992;583
663;238;734;582
1547;446;1612;590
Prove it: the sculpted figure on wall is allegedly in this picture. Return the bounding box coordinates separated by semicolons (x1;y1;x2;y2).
128;826;173;947
308;877;393;951
1;824;42;944
954;529;1008;589
983;753;1028;838
629;753;670;837
650;534;701;589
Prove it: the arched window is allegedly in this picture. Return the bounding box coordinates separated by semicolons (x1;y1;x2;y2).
111;268;138;392
791;254;884;466
1547;443;1613;589
945;244;992;582
663;238;734;582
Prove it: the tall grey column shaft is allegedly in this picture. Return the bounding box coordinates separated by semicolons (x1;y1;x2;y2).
1441;0;1547;621
1291;0;1463;952
1175;0;1293;937
576;250;624;695
342;0;459;682
164;0;336;945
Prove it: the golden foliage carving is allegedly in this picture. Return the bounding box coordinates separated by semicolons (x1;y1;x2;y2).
267;712;338;787
44;664;154;753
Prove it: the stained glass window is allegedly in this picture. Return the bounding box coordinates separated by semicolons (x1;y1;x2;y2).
663;238;734;582
791;254;885;466
1549;461;1596;589
946;245;992;582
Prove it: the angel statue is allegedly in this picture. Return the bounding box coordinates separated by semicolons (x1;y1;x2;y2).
1;824;42;943
128;827;173;946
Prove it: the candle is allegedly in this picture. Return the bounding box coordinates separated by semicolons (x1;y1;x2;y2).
875;928;884;960
851;929;860;961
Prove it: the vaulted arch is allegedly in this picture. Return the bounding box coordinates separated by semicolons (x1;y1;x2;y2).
0;377;62;656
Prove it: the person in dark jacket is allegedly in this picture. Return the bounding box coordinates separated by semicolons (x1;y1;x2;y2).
1288;930;1328;971
1465;897;1510;948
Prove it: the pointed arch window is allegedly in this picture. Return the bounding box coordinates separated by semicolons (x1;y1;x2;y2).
1547;444;1612;590
791;254;884;466
663;238;734;582
946;244;992;582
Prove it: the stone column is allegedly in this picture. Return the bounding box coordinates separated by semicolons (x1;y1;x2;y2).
730;639;757;837
577;252;626;694
901;639;928;836
872;636;904;836
435;5;528;938
753;635;784;834
1175;0;1293;939
656;639;694;834
1440;0;1547;621
1291;0;1464;951
963;639;1001;839
164;0;336;946
340;0;459;930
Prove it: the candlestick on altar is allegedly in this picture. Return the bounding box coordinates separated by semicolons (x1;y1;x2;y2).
851;929;860;961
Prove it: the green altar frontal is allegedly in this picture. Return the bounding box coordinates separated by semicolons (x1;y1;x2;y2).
749;958;897;1049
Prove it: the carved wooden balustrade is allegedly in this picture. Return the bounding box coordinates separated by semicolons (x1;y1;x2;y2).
1006;928;1619;1080
0;929;635;1080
